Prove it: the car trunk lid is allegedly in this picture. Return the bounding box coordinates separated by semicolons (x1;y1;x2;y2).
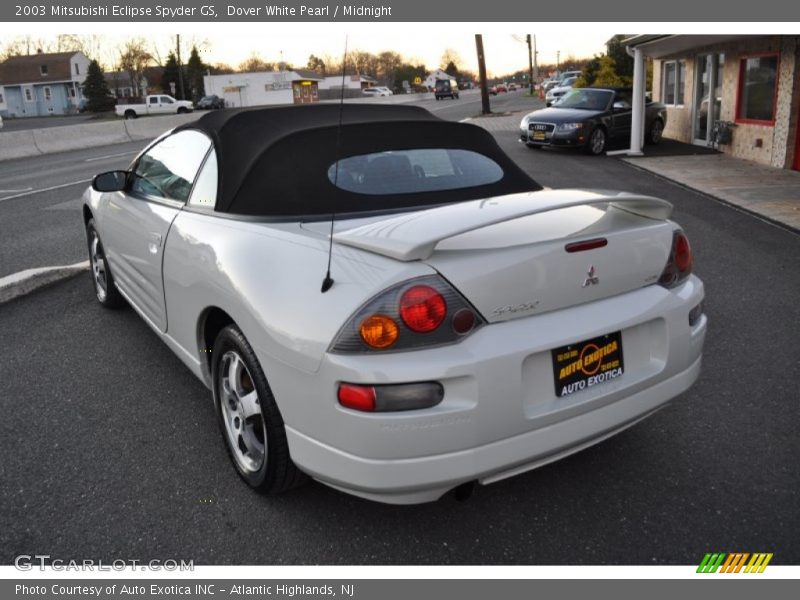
333;190;675;322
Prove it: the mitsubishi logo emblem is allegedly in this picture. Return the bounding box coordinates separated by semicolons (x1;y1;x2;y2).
582;265;599;287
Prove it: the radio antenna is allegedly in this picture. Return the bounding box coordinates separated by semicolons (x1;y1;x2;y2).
321;35;348;293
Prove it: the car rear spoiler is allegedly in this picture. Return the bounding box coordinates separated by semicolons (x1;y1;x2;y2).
334;189;673;262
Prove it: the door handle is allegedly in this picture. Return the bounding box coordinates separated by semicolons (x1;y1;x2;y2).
148;232;162;254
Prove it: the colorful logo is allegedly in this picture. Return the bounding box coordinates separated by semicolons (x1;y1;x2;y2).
697;552;773;573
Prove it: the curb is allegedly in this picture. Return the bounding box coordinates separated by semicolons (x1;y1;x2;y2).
0;261;89;304
620;159;800;237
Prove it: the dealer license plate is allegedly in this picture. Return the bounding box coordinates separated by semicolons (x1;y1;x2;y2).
551;331;624;398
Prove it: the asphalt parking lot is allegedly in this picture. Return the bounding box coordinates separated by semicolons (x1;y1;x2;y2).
1;95;798;565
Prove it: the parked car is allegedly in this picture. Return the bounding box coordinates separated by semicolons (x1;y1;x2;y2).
434;79;459;100
362;87;393;97
520;87;667;155
197;95;225;110
545;76;578;106
83;104;704;504
495;83;508;93
115;95;194;119
489;85;498;95
544;70;583;93
508;82;518;91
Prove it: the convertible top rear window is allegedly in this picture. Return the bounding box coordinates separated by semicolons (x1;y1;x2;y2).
327;149;503;195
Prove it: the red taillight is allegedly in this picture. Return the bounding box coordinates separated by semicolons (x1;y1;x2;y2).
659;230;693;288
338;384;376;412
399;285;447;333
674;232;692;273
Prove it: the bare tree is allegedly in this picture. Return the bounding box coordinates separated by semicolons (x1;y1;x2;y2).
118;38;153;98
440;48;462;71
1;35;58;59
55;34;104;60
238;53;274;73
349;50;379;77
377;51;403;87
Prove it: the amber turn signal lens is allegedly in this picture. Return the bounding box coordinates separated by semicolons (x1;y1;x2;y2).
359;315;399;349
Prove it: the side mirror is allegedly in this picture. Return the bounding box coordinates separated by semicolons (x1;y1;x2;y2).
92;171;128;192
612;101;631;111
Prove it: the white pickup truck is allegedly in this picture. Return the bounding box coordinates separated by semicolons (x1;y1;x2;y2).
115;95;194;119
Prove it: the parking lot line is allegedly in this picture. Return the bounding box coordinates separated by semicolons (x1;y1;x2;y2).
0;178;91;203
84;151;137;162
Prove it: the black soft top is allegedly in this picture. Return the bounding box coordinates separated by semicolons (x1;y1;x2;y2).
175;104;541;218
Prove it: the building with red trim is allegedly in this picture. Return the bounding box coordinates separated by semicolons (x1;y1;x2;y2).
625;35;799;171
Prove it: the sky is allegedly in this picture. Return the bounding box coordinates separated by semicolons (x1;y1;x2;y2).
4;23;793;77
0;24;613;77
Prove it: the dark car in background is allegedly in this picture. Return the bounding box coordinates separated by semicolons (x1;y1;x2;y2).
519;87;666;155
197;95;225;110
434;79;459;100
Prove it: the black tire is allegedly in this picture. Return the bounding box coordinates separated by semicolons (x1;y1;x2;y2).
124;110;137;120
86;219;126;308
584;127;607;155
177;107;189;114
647;118;665;145
212;325;307;494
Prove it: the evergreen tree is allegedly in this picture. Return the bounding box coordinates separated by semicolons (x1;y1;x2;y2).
606;35;634;80
574;56;602;88
161;52;180;96
444;61;459;77
185;47;206;101
593;55;626;87
82;60;114;112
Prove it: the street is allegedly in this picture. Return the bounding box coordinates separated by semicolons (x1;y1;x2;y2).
0;89;532;277
1;91;798;565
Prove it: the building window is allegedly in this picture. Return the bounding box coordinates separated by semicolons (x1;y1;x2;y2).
736;54;779;124
24;88;34;102
43;87;52;101
40;64;48;76
0;92;4;104
75;63;80;75
662;60;685;106
69;87;76;98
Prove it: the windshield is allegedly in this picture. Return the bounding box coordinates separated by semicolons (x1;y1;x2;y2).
552;89;613;111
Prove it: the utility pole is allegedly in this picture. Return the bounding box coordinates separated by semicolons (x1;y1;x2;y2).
533;34;539;80
176;34;185;100
475;34;490;115
526;34;534;94
556;50;560;75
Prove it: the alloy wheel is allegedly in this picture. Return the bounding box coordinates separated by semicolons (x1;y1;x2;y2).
218;350;266;473
90;232;108;302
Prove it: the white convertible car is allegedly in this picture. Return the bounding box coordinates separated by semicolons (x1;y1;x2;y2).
83;104;706;504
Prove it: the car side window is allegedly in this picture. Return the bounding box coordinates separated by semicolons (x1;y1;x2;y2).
188;149;218;208
615;90;633;108
149;97;158;105
131;130;212;203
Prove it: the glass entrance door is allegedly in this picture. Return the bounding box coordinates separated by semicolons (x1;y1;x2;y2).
693;53;725;145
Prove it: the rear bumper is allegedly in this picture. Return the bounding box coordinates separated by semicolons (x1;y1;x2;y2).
270;276;706;504
287;354;702;504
